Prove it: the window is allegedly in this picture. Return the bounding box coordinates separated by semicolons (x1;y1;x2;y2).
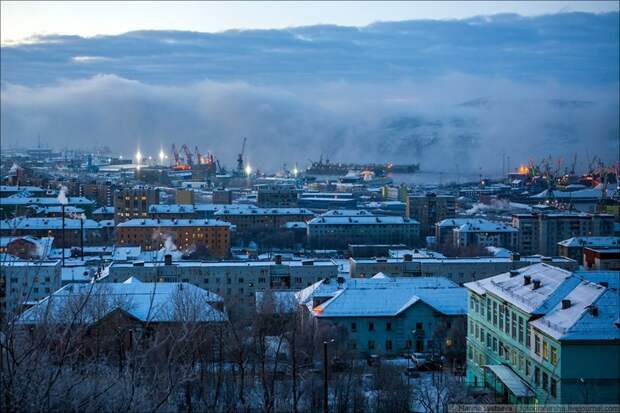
468;345;473;360
519;352;524;371
550;378;557;398
526;360;531;377
386;340;393;350
534;366;540;385
542;372;549;391
499;342;504;357
469;320;473;336
368;340;375;350
486;333;491;348
239;277;244;283
499;305;504;330
505;309;510;334
369;322;375;331
518;317;524;344
550;346;558;366
351;322;357;332
475;324;479;340
405;340;412;349
535;335;541;355
486;299;491;322
511;311;517;339
493;302;498;326
492;337;497;352
543;341;549;361
386;322;392;331
416;322;423;330
526;326;531;348
479;327;484;343
511;350;517;366
203;278;209;284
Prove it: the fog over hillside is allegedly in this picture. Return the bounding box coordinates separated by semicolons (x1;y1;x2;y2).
1;12;618;173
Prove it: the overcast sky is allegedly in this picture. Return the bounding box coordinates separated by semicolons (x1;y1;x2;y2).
2;1;618;43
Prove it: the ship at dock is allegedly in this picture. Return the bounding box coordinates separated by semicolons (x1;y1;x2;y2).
305;157;420;176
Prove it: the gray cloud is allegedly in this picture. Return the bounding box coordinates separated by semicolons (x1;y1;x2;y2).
1;12;618;173
2;74;617;173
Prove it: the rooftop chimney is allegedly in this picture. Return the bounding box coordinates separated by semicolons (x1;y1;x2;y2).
274;254;283;265
523;275;531;286
532;279;541;290
589;306;599;316
511;253;521;261
403;253;413;262
561;299;571;309
164;254;172;266
509;270;519;278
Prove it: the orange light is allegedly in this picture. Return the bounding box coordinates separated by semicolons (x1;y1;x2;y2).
518;165;529;175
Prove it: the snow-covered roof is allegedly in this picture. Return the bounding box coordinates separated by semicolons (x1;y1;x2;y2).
558;236;620;248
0;196;94;206
486;246;513;258
530;278;617;341
456;221;517;233
466;264;620;341
308;276;466;318
436;218;493;228
532;187;618;200
321;209;374;217
214;207;313;216
309;216;418;226
30;205;84;214
93;206;115;214
0;235;54;258
1;218;109;230
464;264;580;314
18;281;226;325
484;365;534;397
117;218;232;228
148;204;196;214
389;249;446;259
111;246;142;261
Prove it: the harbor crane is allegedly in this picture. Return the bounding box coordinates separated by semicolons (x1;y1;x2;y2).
237;137;247;173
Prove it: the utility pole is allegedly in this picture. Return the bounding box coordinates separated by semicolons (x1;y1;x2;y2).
61;204;65;267
323;339;334;413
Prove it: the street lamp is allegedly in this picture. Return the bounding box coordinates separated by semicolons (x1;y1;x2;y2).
245;164;252;177
135;149;142;164
323;338;335;413
159;149;165;165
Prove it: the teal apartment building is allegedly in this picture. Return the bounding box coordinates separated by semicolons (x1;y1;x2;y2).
465;263;620;405
300;275;467;356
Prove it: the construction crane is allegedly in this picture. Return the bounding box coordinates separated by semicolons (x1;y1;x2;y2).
181;144;193;166
237;137;247;173
195;146;203;164
171;144;180;166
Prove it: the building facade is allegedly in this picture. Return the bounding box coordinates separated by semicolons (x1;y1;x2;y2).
1;260;61;318
113;187;160;223
115;218;232;257
407;193;456;237
465;264;619;405
512;212;615;256
307;215;420;249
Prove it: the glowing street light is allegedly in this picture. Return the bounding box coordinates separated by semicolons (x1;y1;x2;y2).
159;149;165;164
293;166;299;177
245;164;252;176
135;149;142;164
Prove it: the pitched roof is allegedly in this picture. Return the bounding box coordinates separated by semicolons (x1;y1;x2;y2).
18;281;226;324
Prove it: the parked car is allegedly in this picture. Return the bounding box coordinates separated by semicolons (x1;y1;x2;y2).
367;354;381;367
410;352;428;369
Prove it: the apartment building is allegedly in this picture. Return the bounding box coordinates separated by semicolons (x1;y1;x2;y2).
256;184;298;207
115;218;232;258
407;193;456;236
307;215;420;249
512;212;615;256
557;236;620;264
214;207;314;234
1;260;61;318
302;275;467;356
453;221;519;251
465;264;619;404
113;187;160;222
349;255;577;285
0;218;114;247
101;256;338;308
